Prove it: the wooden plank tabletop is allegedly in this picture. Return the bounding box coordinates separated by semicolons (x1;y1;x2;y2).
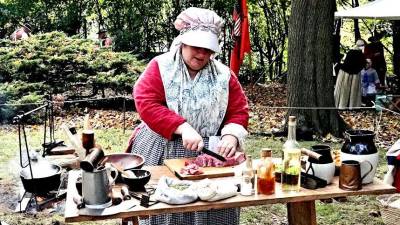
65;166;396;223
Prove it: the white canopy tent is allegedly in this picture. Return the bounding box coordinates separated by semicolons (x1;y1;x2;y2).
335;0;400;20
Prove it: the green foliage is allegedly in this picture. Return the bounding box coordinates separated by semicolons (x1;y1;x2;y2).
0;80;46;121
101;0;235;53
2;0;395;83
0;0;236;59
0;0;94;37
0;80;47;99
245;0;291;82
0;31;145;122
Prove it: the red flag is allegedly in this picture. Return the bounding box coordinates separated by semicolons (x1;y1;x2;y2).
230;0;251;76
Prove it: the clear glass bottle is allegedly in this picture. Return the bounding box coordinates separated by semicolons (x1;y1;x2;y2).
242;155;254;189
257;148;275;195
246;155;254;187
240;175;253;196
281;116;301;192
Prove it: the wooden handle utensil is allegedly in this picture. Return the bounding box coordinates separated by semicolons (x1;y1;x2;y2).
301;148;322;160
111;188;123;205
121;186;131;200
111;162;137;178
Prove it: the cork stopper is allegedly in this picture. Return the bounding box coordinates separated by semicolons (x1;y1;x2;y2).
288;116;296;126
260;148;272;157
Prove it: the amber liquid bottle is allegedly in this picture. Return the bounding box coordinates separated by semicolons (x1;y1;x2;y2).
281;116;301;192
257;148;275;195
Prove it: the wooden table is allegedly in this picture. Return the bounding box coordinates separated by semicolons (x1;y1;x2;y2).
65;166;396;225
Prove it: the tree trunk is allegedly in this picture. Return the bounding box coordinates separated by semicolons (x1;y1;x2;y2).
94;0;104;30
333;1;342;64
352;0;361;41
258;0;289;81
287;0;346;137
393;21;400;82
253;26;266;83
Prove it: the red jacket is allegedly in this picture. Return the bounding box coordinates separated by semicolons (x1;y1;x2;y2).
133;59;249;140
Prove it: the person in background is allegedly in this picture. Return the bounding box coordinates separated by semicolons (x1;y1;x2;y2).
127;7;249;225
364;33;387;86
97;29;112;48
361;58;380;107
334;39;366;109
10;23;32;41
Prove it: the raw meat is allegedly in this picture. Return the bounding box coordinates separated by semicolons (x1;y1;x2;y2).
190;152;246;168
180;163;204;175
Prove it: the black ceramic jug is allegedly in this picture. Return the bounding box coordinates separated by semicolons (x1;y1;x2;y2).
341;129;378;184
341;130;377;155
308;145;333;164
305;145;335;184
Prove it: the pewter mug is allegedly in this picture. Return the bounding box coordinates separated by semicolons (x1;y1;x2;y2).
82;165;117;206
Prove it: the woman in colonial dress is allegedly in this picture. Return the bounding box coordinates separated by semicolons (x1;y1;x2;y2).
127;7;249;225
334;39;366;109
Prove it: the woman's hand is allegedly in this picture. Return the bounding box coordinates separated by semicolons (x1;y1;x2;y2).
217;134;238;157
175;122;204;151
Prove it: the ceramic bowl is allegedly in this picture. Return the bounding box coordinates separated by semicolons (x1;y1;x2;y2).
121;169;151;191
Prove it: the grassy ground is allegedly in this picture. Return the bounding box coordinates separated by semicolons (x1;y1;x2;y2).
0;126;390;225
0;126;129;225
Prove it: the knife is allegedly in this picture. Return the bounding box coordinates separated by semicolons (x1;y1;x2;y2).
201;147;226;162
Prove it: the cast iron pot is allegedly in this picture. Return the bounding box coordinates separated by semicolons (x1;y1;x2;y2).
20;163;62;195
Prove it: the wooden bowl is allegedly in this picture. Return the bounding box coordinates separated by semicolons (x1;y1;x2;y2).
103;153;145;170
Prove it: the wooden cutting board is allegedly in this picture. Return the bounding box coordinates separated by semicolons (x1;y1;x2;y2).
164;158;240;180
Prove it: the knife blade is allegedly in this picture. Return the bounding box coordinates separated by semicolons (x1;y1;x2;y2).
201;148;226;162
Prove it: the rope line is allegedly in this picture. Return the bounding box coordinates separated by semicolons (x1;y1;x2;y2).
374;109;384;144
250;106;375;110
62;96;130;103
0;96;131;106
0;102;46;106
375;105;400;116
2;97;399;116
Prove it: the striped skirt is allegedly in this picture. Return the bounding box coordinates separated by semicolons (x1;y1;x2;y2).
131;123;240;225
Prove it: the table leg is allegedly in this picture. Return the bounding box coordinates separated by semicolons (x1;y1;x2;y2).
287;200;317;225
122;216;139;225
